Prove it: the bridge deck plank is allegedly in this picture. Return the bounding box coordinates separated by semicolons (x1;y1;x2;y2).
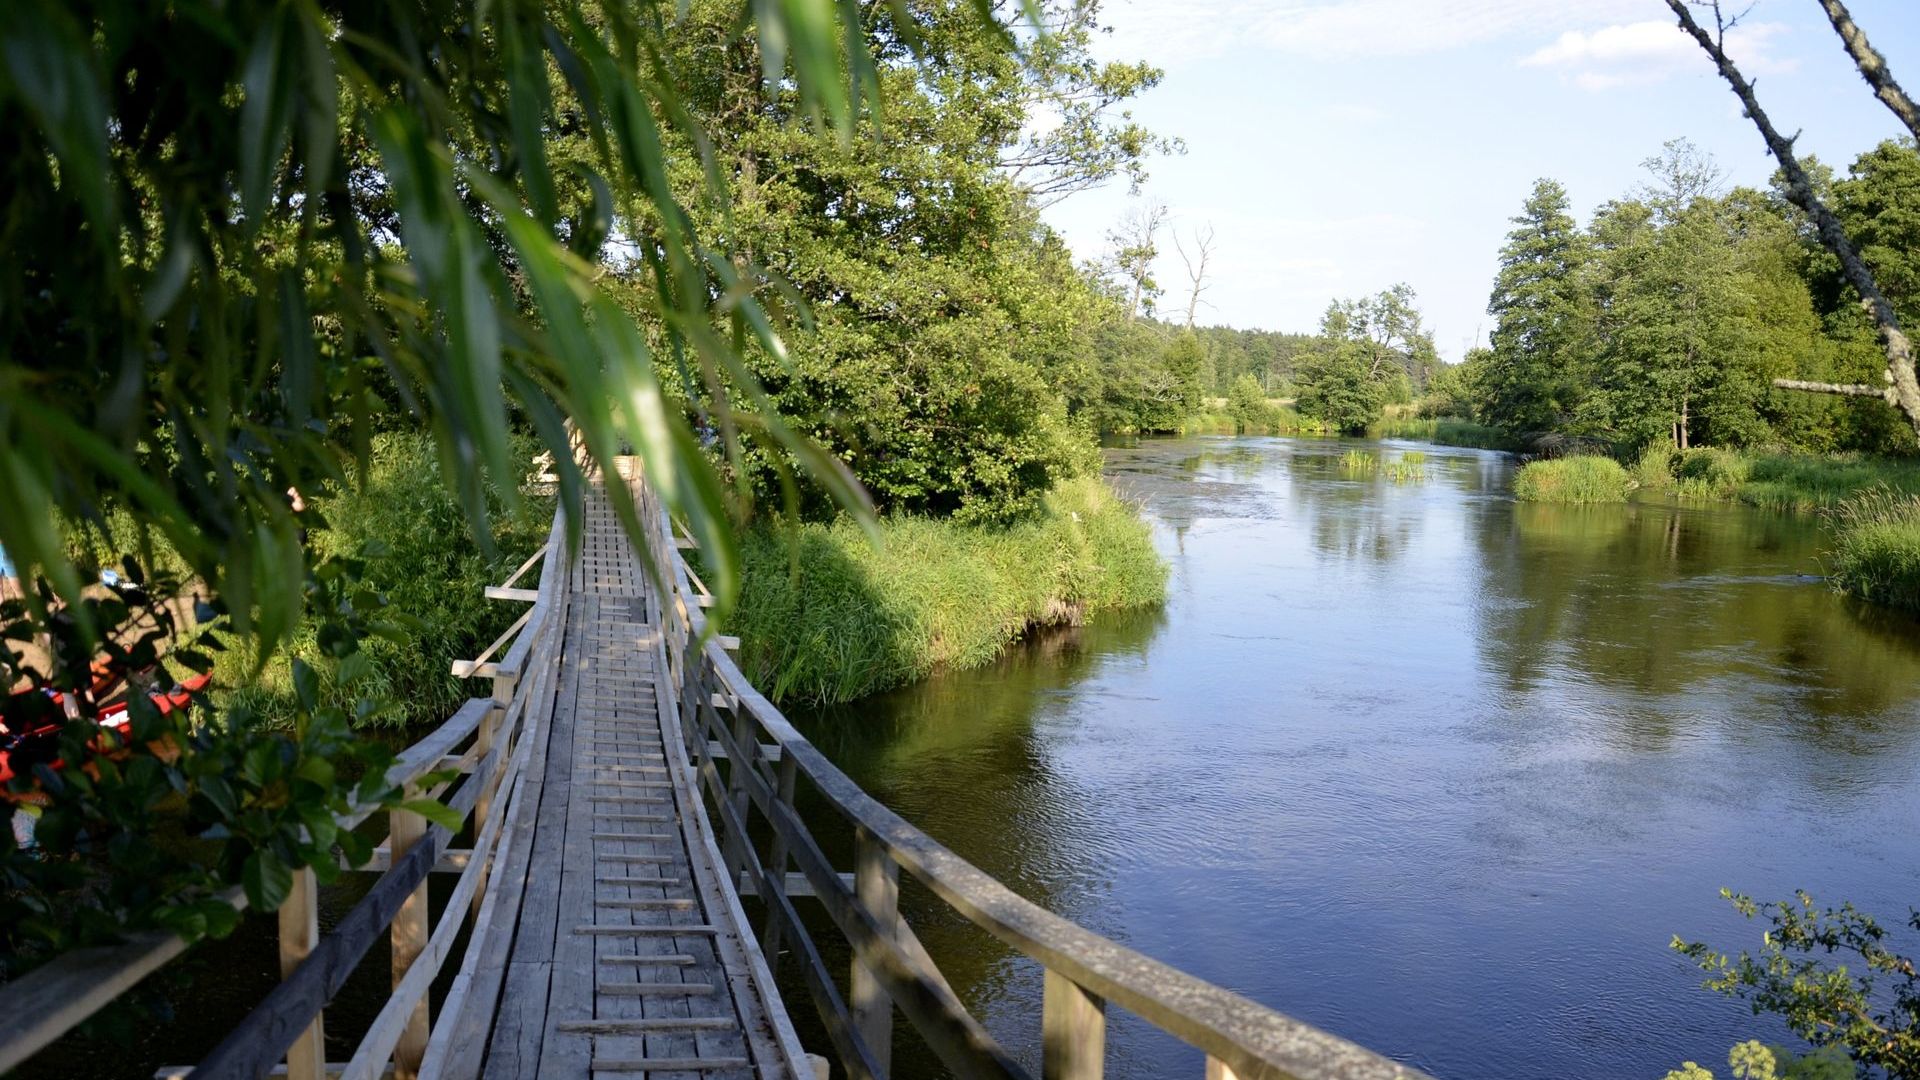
480;473;805;1080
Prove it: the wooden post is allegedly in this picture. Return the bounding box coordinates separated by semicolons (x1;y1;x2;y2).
760;751;800;974
1205;1057;1243;1080
278;867;325;1080
1042;969;1105;1080
851;828;899;1075
724;704;756;880
471;672;515;917
389;796;431;1080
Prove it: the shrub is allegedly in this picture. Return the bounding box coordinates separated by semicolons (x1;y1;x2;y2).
1633;445;1677;490
223;433;554;728
1370;415;1519;451
724;477;1166;705
1513;455;1632;503
1826;485;1920;612
1674;447;1752;499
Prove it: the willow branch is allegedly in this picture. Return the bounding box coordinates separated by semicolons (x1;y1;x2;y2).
1772;378;1897;402
1818;0;1920;145
1667;0;1920;432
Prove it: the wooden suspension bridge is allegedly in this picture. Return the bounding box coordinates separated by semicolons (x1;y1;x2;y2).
0;460;1432;1080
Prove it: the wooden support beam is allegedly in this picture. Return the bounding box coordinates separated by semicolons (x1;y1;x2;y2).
388;801;431;1080
279;870;325;1080
1043;969;1105;1080
483;586;540;602
850;829;899;1076
1205;1057;1243;1080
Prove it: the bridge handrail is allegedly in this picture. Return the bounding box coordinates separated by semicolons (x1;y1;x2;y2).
625;466;1430;1080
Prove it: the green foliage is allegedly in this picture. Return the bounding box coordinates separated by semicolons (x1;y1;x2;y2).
1742;453;1920;511
225;434;553;729
652;0;1165;522
1664;1041;1853;1080
1371;415;1519;450
1226;374;1282;433
1826;486;1920;612
1483;178;1592;434
1635;444;1678;490
2;551;419;980
1339;450;1379;476
1674;890;1920;1078
1469;141;1920;457
1297;340;1388;435
1512;456;1633;503
1674;447;1754;500
724;478;1165;704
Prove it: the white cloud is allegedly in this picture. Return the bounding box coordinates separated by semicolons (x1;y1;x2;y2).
1096;0;1649;65
1519;19;1798;91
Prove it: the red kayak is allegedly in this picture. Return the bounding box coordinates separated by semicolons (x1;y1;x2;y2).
0;674;210;789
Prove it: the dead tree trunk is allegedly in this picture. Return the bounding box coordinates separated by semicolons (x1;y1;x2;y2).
1667;0;1920;439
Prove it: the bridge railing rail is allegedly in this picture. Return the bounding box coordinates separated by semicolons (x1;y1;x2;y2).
626;468;1429;1080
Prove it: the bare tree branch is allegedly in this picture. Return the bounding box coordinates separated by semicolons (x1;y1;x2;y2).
1772;378;1898;402
1818;0;1920;144
1667;0;1920;437
1174;224;1215;329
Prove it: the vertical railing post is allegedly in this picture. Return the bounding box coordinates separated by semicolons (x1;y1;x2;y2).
390;793;431;1080
278;867;324;1080
851;827;899;1076
1042;968;1106;1080
470;670;515;917
723;701;756;880
760;750;800;974
1205;1057;1243;1080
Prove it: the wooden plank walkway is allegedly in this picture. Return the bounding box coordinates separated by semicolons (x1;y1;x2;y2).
481;469;810;1080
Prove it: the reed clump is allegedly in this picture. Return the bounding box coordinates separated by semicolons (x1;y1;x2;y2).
1513;455;1632;503
724;477;1167;705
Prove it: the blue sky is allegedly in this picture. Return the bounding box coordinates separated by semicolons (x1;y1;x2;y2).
1038;0;1920;359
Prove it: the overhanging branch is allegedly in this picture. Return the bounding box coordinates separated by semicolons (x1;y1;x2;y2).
1772;378;1897;403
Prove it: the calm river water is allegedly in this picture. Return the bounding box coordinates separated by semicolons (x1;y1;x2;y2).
791;435;1920;1080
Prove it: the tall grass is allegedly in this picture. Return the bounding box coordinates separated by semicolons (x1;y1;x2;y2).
227;433;554;728
1738;453;1920;512
724;477;1166;705
1186;405;1332;436
1339;449;1378;475
1826;486;1920;613
1513;455;1632;503
1370;415;1519;451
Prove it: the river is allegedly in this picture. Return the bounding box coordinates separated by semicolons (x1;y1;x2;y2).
790;435;1920;1079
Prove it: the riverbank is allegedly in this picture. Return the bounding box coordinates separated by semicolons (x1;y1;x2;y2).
726;476;1166;705
1514;447;1920;612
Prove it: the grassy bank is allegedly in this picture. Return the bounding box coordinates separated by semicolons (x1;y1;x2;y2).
1827;487;1920;613
725;476;1166;705
1513;455;1634;503
1370;415;1519;451
1184;404;1333;436
1631;447;1920;512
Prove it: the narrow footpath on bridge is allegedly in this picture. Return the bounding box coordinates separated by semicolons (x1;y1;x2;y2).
480;465;811;1079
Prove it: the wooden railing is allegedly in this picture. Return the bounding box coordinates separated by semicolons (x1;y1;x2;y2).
625;469;1432;1080
0;502;572;1080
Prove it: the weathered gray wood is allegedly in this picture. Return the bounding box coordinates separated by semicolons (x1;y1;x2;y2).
850;830;899;1077
558;1018;735;1034
590;1057;750;1072
280;869;326;1080
388;799;432;1080
1042;970;1105;1080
